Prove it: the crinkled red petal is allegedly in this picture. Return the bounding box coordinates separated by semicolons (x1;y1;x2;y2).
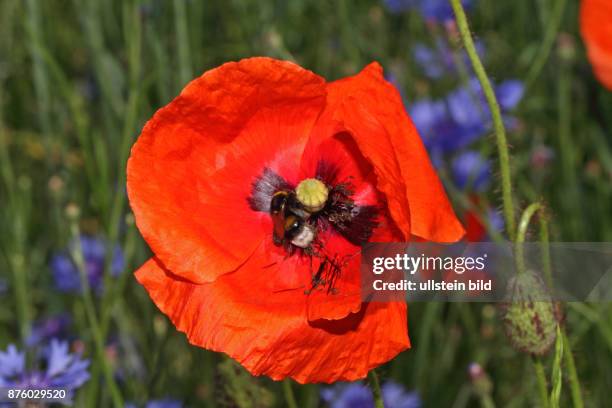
135;256;409;383
127;58;326;283
324;62;465;242
581;0;612;90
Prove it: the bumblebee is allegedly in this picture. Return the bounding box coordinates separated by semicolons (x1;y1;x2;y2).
270;190;316;248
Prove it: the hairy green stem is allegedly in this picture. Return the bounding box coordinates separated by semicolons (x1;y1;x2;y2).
550;327;563;407
517;206;555;408
516;204;584;407
450;0;516;240
533;357;550;408
562;332;584;408
369;369;385;408
449;3;582;407
515;203;543;275
538;214;553;289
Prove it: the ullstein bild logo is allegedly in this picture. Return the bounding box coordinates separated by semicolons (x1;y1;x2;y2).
360;242;612;302
371;277;492;292
370;252;491;292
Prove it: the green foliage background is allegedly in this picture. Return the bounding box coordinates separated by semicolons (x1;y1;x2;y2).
1;0;611;407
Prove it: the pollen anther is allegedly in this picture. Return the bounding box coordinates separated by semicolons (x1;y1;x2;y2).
296;178;328;212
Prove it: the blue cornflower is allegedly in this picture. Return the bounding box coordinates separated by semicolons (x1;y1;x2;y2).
446;78;523;143
0;345;24;382
380;382;422;408
321;380;421;408
421;0;472;22
0;340;90;405
50;235;124;294
384;0;472;22
410;78;524;154
146;400;183;408
495;80;525;109
451;151;491;191
409;98;456;153
26;314;72;347
487;209;504;233
413;39;485;79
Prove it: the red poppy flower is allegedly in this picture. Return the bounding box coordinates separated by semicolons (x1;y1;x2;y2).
580;0;612;90
127;57;464;383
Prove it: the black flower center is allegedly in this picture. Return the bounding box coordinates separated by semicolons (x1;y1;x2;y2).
247;162;379;253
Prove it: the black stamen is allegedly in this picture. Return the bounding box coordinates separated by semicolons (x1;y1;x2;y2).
315;160;341;185
318;182;378;246
305;255;344;295
247;163;379;283
334;205;379;245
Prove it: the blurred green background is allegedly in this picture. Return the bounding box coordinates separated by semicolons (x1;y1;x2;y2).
1;0;612;407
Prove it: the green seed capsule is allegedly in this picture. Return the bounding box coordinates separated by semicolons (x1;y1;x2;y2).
500;271;560;356
296;178;328;212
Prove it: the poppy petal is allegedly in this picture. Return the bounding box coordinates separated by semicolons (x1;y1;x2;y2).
301;131;378;206
135;256;409;383
325;62;465;242
580;0;612;90
305;230;362;321
299;133;400;321
188;102;323;280
127;58;326;283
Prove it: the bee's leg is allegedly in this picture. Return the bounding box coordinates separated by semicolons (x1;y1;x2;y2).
304;256;315;295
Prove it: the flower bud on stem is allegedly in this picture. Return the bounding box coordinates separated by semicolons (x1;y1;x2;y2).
449;1;583;407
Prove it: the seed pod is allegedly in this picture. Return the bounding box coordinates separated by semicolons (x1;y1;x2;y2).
500;270;559;356
296;178;328;212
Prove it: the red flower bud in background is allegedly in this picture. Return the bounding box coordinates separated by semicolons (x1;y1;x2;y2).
580;0;612;90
